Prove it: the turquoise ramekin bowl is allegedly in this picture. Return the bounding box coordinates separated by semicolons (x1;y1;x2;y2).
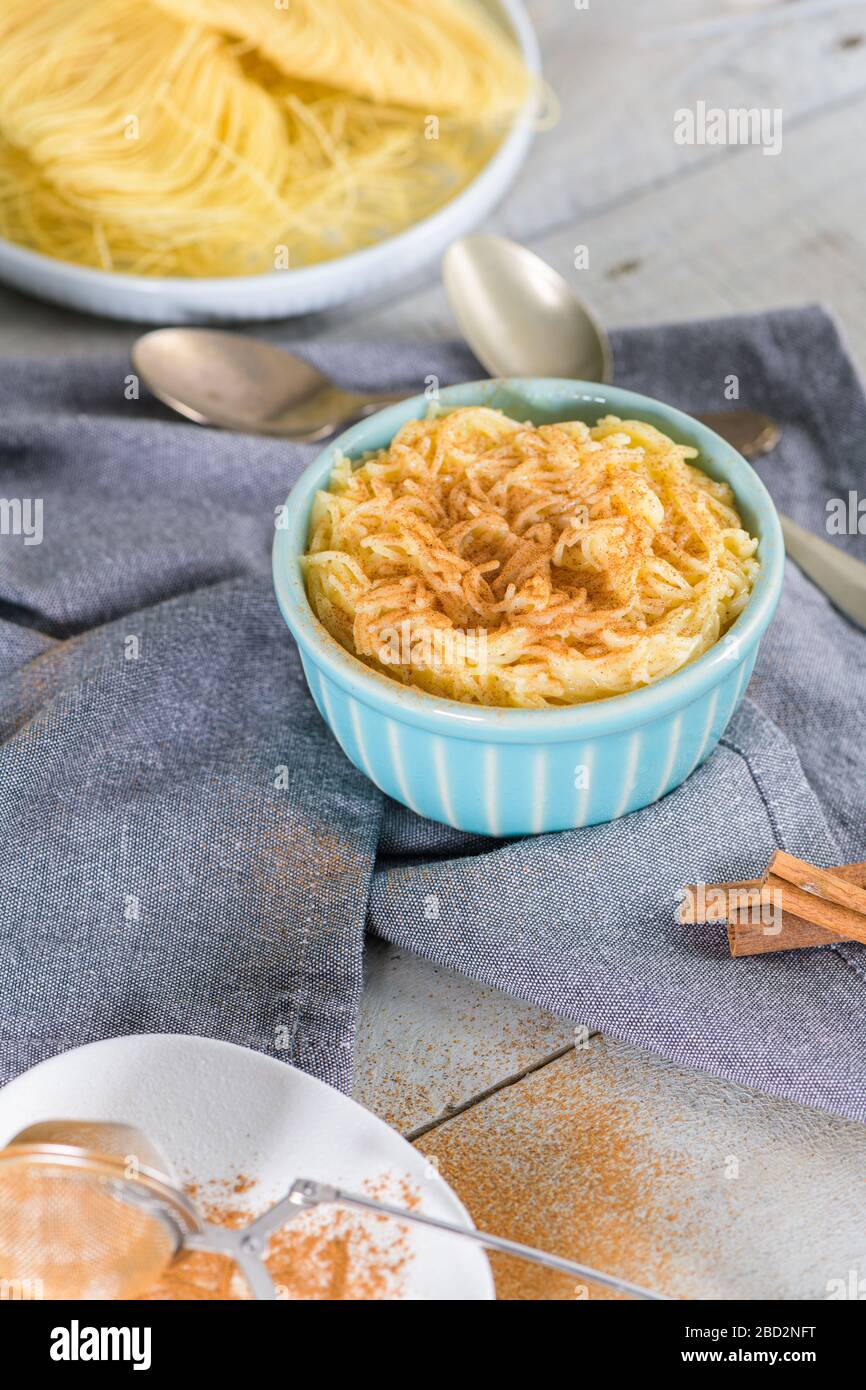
273;380;784;836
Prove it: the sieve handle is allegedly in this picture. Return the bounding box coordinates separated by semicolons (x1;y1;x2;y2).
186;1225;278;1301
246;1178;668;1301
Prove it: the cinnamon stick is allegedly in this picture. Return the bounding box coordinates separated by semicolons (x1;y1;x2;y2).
679;882;765;925
763;852;866;946
680;864;866;956
728;913;842;957
728;867;866;955
767;851;866;919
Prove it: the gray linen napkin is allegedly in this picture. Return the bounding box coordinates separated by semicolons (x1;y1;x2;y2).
1;306;864;1118
0;353;397;1092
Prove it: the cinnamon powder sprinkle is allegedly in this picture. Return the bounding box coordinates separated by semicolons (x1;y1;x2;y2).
140;1176;418;1301
415;1054;690;1301
304;408;758;708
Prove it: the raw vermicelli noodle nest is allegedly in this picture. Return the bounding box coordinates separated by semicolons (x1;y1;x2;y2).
0;0;530;277
303;408;760;708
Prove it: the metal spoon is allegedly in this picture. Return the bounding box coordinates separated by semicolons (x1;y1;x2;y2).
443;234;866;628
132;328;408;443
442;234;780;452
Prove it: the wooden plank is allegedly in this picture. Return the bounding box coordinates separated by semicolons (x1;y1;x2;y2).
352;937;575;1133
415;1035;866;1300
521;87;866;364
509;0;866;246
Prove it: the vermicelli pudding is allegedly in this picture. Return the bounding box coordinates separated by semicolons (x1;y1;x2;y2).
302;407;759;709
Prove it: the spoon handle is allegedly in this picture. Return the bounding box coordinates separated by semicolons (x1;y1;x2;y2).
353;389;416;416
779;514;866;628
695;408;780;459
696;410;866;625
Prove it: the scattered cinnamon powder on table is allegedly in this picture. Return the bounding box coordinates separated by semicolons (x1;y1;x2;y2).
415;1054;691;1301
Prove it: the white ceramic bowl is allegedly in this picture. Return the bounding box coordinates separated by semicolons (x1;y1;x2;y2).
0;0;538;324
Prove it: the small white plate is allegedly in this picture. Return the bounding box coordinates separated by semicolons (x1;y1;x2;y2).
0;1034;494;1300
0;0;538;323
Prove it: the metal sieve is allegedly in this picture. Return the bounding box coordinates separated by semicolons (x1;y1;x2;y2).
0;1120;273;1300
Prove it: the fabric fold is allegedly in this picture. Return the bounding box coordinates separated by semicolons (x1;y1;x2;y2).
0;576;383;1091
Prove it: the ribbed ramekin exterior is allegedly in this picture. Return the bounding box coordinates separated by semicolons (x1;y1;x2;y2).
299;645;758;837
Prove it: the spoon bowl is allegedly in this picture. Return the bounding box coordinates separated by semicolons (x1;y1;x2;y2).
442;234;779;456
443;235;613;382
132;329;406;442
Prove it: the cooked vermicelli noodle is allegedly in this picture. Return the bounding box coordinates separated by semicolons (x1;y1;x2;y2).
151;0;525;116
0;0;529;277
303;408;760;708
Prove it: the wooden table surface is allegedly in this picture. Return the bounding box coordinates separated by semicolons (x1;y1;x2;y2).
3;0;866;1299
